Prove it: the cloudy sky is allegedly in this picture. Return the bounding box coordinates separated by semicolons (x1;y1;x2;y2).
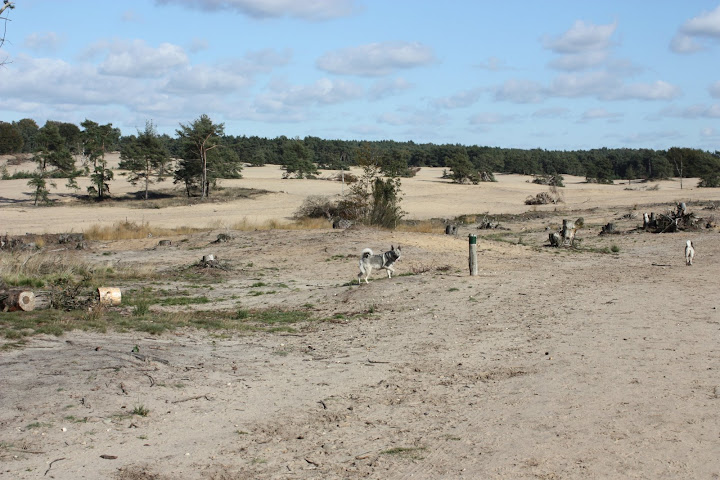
1;0;719;150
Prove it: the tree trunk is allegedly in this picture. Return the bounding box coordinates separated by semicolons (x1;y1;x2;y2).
1;290;36;312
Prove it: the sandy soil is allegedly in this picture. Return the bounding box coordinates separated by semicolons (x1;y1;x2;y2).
1;155;719;479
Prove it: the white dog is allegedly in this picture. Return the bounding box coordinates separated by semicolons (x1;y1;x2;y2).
685;240;695;266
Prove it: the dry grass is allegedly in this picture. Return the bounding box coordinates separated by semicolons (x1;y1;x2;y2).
83;220;206;241
396;220;445;233
231;216;330;231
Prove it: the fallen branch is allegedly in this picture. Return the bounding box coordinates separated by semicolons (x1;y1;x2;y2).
129;352;170;365
44;457;66;476
367;359;390;364
171;394;211;404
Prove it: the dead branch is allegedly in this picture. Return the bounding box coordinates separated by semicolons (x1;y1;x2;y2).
171;394;212;404
44;457;66;476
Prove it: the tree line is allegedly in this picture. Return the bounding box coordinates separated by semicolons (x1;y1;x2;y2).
2;116;719;203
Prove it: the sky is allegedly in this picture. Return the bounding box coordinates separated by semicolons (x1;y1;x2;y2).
0;0;719;151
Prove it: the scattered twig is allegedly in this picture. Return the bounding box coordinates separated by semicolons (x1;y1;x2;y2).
305;458;320;467
367;359;390;364
171;394;211;404
129;352;170;365
44;457;66;476
144;373;155;387
318;400;327;410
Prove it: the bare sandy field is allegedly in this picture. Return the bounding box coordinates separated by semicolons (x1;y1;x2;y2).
1;155;719;479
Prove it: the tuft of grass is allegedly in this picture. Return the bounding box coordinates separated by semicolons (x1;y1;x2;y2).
132;405;149;417
611;244;620;253
381;446;427;459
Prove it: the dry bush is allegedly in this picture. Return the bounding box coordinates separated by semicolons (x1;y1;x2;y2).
327;172;358;183
293;195;339;219
525;188;564;205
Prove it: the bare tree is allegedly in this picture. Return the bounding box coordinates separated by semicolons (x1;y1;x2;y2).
0;1;16;67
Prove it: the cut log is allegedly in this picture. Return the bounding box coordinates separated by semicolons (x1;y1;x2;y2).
158;240;172;246
1;290;36;312
97;287;122;306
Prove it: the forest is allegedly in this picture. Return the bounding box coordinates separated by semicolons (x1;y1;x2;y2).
1;116;719;198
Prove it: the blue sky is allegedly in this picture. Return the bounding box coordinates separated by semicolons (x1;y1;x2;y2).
1;0;719;151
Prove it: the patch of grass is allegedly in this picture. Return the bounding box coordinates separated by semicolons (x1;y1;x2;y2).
611;244;620;253
381;446;426;459
250;282;267;288
448;287;459;292
132;405;149;417
158;296;211;306
25;422;51;430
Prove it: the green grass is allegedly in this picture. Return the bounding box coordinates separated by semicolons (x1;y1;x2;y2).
0;305;318;340
132;405;149;417
380;446;426;459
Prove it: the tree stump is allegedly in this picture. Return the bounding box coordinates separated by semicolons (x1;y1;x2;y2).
601;223;616;235
1;290;36;312
158;240;172;246
445;225;458;235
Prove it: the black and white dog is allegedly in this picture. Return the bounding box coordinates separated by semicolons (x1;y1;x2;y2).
357;245;402;284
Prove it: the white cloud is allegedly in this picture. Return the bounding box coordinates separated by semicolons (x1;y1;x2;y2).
121;10;143;22
680;4;720;38
700;127;720;138
96;40;189;78
368;78;413;101
155;0;359;20
23;32;64;52
163;64;252;93
670;34;704;53
579;108;622;122
548;51;608;71
316;42;435;76
709;81;720;98
432;88;484;109
378;107;448;127
188;38;210;53
659;103;720;118
532;107;570;118
475;56;514;71
671;5;720;54
469;112;516;125
609;80;681;101
257;78;363;111
543;20;617;54
494;79;545;103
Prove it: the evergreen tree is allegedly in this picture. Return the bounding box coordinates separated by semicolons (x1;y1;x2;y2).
119;121;171;199
28;122;77;205
82;119;119;200
281;138;318;178
175;114;226;198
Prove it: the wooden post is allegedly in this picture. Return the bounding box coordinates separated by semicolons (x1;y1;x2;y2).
468;234;478;276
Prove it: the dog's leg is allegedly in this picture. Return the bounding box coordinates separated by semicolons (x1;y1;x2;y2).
386;266;394;278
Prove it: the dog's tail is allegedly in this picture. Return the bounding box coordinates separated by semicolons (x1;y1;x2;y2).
361;248;373;258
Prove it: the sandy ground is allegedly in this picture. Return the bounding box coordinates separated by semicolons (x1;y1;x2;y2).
1;155;720;479
0;153;716;234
